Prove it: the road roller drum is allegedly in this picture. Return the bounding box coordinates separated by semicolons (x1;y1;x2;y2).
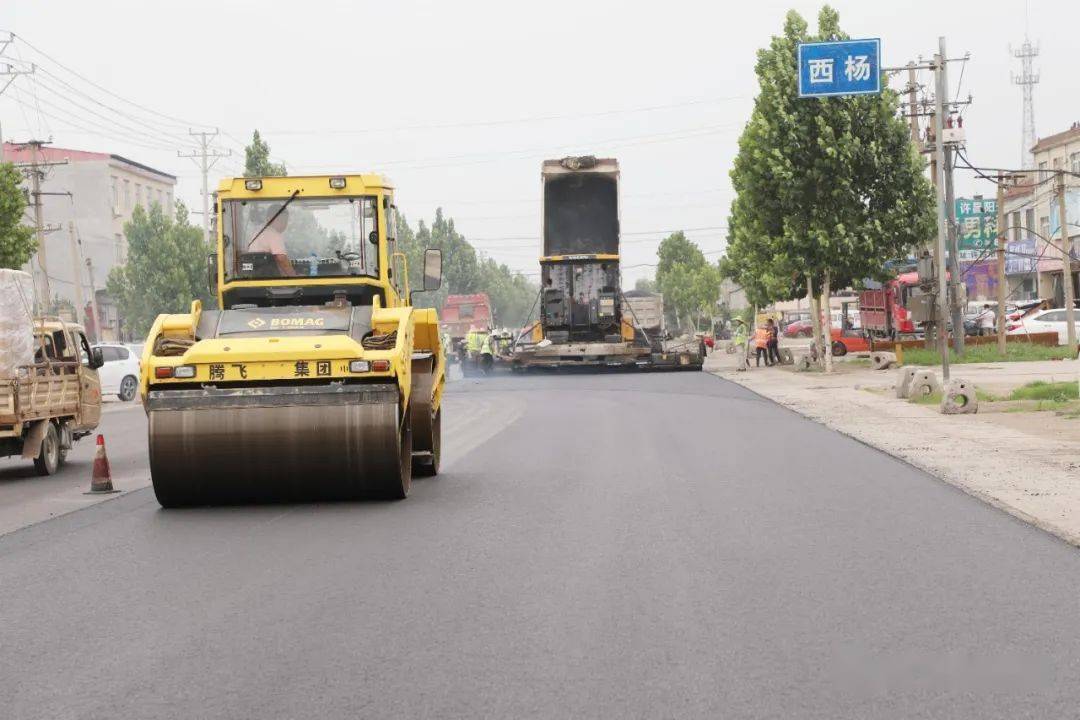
147;384;411;506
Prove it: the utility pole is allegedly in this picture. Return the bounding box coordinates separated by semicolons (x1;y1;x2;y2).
944;128;965;357
178;129;230;245
12;141;67;311
932;40;952;381
934;36;966;358
86;257;102;343
905;62;923;149
1057;170;1077;351
996;173;1008;355
67;221;86;326
0;33;36;162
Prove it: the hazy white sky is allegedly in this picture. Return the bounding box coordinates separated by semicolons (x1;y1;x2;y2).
2;0;1077;284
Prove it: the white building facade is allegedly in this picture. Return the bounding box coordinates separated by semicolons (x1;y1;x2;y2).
5;142;176;340
1030;124;1080;306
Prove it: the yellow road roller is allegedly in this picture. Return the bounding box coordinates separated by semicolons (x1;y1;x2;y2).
139;174;445;506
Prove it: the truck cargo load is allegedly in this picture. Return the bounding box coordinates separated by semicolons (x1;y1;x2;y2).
0;269;35;378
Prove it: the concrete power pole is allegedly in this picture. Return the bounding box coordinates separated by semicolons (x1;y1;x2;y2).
66;221;86;326
0;63;35;161
937;37;966;358
1057;170;1077;351
932;41;952;381
12;141;67;311
178;129;230;245
85;256;102;343
996;174;1008;354
0;33;36;162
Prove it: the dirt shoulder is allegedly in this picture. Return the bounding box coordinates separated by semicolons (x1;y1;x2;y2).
707;352;1080;546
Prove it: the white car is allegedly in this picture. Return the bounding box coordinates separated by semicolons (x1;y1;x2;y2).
92;343;141;401
1007;308;1080;345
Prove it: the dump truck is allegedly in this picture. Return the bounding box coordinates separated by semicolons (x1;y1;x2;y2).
512;156;649;369
440;293;496;375
441;293;493;351
140;174;445;506
620;290;705;370
621;290;665;350
1;270;104;474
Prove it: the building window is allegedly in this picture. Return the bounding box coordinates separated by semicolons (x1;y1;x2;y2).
123;179;130;211
156;189;163;209
1040;215;1050;241
115;233;126;263
111;177;120;215
1072;152;1080;175
1010;211;1021;242
135;184;142;208
1025;208;1035;241
1039;161;1048;182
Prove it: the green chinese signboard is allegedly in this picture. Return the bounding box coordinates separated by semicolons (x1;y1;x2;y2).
954;197;998;260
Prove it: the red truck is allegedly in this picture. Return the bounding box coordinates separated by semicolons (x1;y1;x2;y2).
441;293;493;349
859;271;921;340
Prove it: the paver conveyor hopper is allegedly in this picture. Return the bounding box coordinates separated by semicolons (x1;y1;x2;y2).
140;174;444;506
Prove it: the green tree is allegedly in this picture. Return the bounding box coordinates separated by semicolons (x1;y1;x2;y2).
396;207;538;328
724;7;934;309
654;231;719;331
0;163;35;269
243;130;288;177
107;202;211;338
634;276;657;293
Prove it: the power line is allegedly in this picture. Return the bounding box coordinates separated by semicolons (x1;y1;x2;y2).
28;68;191;146
250;94;750;137
19;75;180;150
6;31;214;132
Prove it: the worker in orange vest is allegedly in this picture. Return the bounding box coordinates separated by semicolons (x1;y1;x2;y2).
754;324;771;367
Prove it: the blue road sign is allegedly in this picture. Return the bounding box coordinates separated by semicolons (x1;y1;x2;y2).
798;38;881;98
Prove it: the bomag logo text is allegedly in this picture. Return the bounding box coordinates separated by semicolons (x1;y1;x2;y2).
269;317;326;328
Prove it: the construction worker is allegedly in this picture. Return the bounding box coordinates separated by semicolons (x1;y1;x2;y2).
766;318;781;365
480;330;495;374
730;319;748;355
754;322;771;367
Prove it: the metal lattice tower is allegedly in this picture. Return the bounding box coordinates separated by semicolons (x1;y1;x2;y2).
1011;37;1040;169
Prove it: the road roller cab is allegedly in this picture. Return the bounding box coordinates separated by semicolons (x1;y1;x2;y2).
140;174;445;506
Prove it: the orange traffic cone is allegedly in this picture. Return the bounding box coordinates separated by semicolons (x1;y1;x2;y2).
87;434;118;494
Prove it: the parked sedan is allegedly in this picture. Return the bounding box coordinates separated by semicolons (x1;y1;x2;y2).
92;343;141;401
783;320;814;338
1007;309;1080;345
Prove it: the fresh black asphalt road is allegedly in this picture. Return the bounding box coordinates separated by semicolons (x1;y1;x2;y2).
3;370;1080;719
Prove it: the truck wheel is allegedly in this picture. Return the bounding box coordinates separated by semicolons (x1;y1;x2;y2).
831;340;848;357
33;422;60;476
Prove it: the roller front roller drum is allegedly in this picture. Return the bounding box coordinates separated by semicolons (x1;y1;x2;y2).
410;355;441;477
147;383;411;506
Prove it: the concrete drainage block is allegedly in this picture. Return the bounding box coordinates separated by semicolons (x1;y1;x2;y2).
907;370;939;400
871;351;897;371
941;378;978;414
778;348;795;365
794;354;814;372
895;366;918;398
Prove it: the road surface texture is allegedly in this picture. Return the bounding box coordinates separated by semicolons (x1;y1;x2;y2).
0;401;148;535
4;370;1080;719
